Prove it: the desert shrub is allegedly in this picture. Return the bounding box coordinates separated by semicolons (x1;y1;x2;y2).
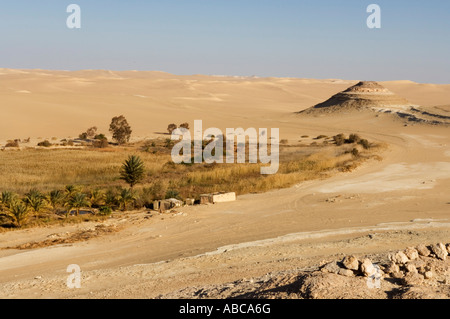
164;138;174;148
333;134;346;146
165;189;180;199
92;139;109;148
315;135;328;140
167;123;178;134
94;134;107;140
359;139;370;149
5;140;19;148
37;140;52;147
98;206;112;216
147;181;168;201
280;139;289;145
347;134;361;144
135;188;154;209
351;148;359;157
179;122;190;130
78;132;88;140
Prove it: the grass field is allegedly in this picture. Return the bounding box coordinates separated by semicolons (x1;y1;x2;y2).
0;135;382;229
0;136;380;196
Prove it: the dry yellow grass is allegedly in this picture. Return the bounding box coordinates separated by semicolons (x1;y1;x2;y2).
0;140;377;200
0;148;168;193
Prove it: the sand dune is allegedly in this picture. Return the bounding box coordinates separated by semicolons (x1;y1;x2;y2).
1;69;450;142
0;69;449;299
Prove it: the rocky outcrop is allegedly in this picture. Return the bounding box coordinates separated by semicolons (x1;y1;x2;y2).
301;81;412;114
300;81;450;126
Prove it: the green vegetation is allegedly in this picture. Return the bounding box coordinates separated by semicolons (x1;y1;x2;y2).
120;155;146;188
109;115;132;145
0;131;380;230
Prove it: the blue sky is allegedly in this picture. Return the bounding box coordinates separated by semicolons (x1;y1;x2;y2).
0;0;449;83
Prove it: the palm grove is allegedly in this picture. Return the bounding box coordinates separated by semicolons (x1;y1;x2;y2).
0;116;146;228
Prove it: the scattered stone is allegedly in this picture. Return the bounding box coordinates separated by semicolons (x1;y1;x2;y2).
424;271;433;280
320;261;341;274
404;247;419;261
405;264;418;274
360;258;376;277
416;244;431;257
338;268;355;277
391;271;404;279
408;259;426;274
342;255;359;271
384;261;400;274
390;251;409;264
402;273;424;286
430;243;448;261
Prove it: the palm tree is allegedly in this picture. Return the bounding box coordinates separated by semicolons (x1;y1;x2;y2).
65;185;81;198
23;189;47;217
120;155;145;188
47;190;65;212
5;200;30;228
117;188;137;211
65;193;90;217
89;189;105;209
0;191;17;210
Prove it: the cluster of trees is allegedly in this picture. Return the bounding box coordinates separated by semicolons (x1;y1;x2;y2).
167;122;190;134
76;115;132;147
333;133;371;149
0;155;147;228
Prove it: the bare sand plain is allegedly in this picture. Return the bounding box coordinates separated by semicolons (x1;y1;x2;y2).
0;69;449;298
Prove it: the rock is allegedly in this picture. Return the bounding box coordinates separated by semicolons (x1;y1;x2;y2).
405;263;418;274
446;244;450;254
424;271;433;280
320;261;341;274
409;259;426;274
384;261;400;274
390;251;409;264
338;268;355;277
391;271;404;279
342;255;359;271
404;247;419;261
402;273;424;286
360;258;376;277
430;243;447;260
416;244;431;257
